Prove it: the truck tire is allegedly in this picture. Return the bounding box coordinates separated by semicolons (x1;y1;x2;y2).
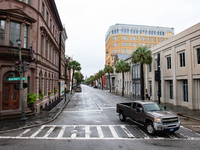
119;112;126;122
146;122;155;135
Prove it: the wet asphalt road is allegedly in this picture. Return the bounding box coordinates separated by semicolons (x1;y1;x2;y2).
1;84;200;150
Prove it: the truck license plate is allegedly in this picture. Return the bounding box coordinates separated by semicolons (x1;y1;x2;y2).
170;128;174;132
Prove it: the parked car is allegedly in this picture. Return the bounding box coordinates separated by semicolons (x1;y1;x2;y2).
116;101;180;135
75;85;82;92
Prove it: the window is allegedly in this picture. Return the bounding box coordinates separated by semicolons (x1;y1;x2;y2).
180;52;185;67
122;49;123;53
0;20;6;45
127;29;129;33
121;29;123;33
124;42;126;46
24;25;28;48
26;0;30;4
136;30;138;34
149;63;151;72
183;80;188;102
124;36;126;40
127;36;129;40
45;41;48;58
42;3;44;17
124;29;126;33
133;36;136;40
40;35;43;55
149;81;152;96
49;45;51;60
158;38;159;42
157;31;159;35
125;49;126;53
46;12;48;24
50;19;52;30
122;42;123;46
197;48;200;64
167;56;171;69
121;35;123;40
127;42;129;46
9;22;21;47
170;80;173;99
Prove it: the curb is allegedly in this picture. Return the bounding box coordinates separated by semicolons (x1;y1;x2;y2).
0;93;74;134
177;113;200;121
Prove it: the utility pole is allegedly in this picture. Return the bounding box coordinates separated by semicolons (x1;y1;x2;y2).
16;39;27;124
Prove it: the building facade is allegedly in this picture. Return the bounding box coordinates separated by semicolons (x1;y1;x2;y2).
105;23;174;67
0;0;66;116
145;22;200;110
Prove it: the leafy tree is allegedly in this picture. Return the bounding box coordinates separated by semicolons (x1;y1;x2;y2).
104;65;114;92
74;72;84;85
98;70;104;90
68;60;81;93
115;59;130;96
131;46;152;100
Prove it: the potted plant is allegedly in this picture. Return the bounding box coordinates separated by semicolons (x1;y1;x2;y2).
39;89;44;100
54;87;57;94
66;90;70;94
27;93;37;112
48;90;52;97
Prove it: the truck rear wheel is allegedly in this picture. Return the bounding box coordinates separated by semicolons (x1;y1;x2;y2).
146;122;155;135
119;112;126;122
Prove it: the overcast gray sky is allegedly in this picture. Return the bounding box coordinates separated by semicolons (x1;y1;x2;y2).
55;0;200;78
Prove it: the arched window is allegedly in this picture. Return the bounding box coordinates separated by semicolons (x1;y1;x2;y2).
44;73;47;96
133;29;135;34
163;31;164;35
124;29;126;33
117;29;119;33
140;30;142;34
131;29;132;33
121;28;123;33
112;30;114;34
115;30;116;34
160;31;162;35
157;31;159;35
136;30;138;34
145;30;147;34
154;31;156;35
127;29;129;33
151;31;153;35
149;31;151;35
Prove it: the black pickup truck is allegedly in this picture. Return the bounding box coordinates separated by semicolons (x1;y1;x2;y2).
116;101;180;135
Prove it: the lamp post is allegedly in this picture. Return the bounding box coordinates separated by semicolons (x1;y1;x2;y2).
16;39;27;124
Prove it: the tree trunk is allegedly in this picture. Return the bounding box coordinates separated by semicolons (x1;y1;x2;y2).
109;73;111;92
71;69;74;94
122;71;124;97
141;63;144;100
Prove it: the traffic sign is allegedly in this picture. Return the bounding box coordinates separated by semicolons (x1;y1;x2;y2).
8;77;26;81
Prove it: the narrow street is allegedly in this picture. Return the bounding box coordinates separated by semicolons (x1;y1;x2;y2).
0;85;200;150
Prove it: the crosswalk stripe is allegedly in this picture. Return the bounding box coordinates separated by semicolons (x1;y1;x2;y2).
121;125;134;138
57;126;66;139
30;126;45;138
43;126;55;138
16;129;31;137
71;126;77;139
85;126;90;139
109;125;119;138
97;126;104;139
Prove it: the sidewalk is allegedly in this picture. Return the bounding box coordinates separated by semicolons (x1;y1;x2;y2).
0;93;73;132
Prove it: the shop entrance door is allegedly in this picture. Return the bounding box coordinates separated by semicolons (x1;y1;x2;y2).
2;83;19;110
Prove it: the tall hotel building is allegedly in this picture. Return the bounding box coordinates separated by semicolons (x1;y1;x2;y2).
105;23;174;66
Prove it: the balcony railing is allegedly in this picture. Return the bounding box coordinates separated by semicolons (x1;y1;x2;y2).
0;45;31;58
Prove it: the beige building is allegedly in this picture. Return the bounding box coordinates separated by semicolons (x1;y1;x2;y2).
0;0;67;116
145;22;200;110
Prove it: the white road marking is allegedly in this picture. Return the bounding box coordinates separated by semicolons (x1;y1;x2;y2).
109;125;119;138
57;126;66;139
97;126;104;139
16;129;31;137
43;126;55;138
85;126;90;139
30;125;45;138
0;125;200;140
121;125;134;138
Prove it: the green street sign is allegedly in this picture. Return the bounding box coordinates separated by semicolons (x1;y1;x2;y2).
8;77;26;81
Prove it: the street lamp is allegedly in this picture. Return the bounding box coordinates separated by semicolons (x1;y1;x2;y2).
16;39;27;124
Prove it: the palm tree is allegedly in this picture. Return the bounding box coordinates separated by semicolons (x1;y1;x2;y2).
104;65;114;92
115;59;130;96
131;46;152;100
98;70;104;90
68;60;81;93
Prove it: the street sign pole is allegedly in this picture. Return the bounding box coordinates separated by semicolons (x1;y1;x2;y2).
17;39;27;124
